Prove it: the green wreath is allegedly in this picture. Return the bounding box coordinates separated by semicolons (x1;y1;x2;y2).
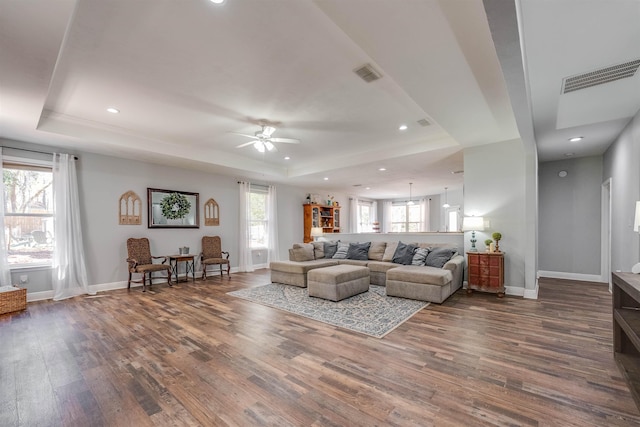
160;192;191;220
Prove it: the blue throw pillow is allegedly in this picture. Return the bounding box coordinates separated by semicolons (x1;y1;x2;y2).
392;241;417;265
346;242;371;260
323;241;338;258
425;247;457;268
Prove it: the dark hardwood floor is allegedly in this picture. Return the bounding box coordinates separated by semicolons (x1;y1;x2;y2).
1;271;639;426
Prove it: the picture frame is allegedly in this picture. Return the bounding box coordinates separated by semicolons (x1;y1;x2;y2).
148;188;200;228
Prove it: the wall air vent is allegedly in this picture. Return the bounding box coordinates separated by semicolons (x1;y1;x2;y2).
416;118;431;127
562;59;640;94
354;64;382;83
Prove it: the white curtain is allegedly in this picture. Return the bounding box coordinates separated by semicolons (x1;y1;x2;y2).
0;149;11;286
52;153;94;300
419;197;430;232
349;197;359;233
266;185;279;264
238;181;254;272
382;200;393;233
371;201;378;226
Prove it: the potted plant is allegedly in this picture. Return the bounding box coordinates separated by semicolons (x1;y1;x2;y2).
492;232;502;252
484;239;493;252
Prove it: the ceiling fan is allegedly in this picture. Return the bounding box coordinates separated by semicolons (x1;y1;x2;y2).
232;125;300;152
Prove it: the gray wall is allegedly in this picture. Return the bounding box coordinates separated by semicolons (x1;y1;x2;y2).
603;112;640;273
538;156;603;275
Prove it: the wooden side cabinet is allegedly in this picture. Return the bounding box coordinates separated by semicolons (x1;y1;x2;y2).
467;252;505;297
303;204;341;242
612;272;640;411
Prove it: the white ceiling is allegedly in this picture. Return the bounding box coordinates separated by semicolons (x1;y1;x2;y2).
1;0;638;198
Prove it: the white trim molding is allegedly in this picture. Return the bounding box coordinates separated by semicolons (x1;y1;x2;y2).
537;270;605;283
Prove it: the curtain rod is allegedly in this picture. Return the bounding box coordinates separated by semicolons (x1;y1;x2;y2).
1;146;78;160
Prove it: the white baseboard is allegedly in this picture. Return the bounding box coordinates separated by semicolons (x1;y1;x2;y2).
537;270;604;283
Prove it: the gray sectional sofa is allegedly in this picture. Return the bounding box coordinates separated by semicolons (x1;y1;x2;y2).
269;240;464;303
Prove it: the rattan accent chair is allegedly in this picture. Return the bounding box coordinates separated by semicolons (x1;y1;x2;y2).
126;238;172;292
201;236;230;279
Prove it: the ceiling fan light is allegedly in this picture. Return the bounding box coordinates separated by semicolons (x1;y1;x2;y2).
254;141;265;153
264;141;275;151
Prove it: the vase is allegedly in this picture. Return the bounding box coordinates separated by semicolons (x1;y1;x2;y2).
489;242;495;253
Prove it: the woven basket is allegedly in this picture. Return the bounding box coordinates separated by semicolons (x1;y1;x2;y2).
0;287;27;315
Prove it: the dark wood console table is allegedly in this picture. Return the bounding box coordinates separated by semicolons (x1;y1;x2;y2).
613;272;640;411
169;254;195;283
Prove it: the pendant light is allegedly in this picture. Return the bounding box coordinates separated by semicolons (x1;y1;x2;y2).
442;187;450;208
407;182;415;206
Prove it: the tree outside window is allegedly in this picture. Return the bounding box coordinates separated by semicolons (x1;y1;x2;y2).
390;203;421;232
3;165;54;266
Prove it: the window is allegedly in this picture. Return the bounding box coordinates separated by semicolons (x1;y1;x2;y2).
357;201;373;232
446;206;461;232
390;203;421;232
249;188;267;248
3;161;54;266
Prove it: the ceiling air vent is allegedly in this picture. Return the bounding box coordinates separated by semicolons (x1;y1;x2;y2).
416;118;431;127
562;59;640;94
354;64;382;83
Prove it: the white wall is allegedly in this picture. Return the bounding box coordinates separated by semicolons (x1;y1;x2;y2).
538;156;603;278
603;112;640;273
464;139;533;295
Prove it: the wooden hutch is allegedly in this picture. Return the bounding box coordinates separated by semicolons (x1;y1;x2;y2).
303;204;341;243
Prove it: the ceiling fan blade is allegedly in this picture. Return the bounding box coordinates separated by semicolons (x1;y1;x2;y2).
270;137;300;144
262;126;276;137
264;141;276;151
229;132;259;139
236;141;257;148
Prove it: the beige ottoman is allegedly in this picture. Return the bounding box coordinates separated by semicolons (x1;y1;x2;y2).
308;265;370;302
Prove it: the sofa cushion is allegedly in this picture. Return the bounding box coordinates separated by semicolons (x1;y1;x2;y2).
290;243;314;262
312;241;325;259
411;247;430;266
324;241;338;258
392;242;417;265
425;247;457;268
347;242;371;260
332;241;350;259
367;261;400;273
270;259;338;274
368;241;387;261
382;241;399;262
387;265;453;286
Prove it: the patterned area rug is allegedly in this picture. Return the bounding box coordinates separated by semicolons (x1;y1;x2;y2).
227;284;429;338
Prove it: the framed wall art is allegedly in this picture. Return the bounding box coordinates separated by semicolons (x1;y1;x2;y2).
148;188;199;228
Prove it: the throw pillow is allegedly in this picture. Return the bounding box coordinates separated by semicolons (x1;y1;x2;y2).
382;241;399;262
425;247;457;268
368;241;386;260
392;241;417;265
411;247;430;266
324;241;338;258
290;243;314;262
346;242;371;260
332;241;350;259
312;241;325;259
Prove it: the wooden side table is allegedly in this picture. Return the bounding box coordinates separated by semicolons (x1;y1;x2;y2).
169;255;195;283
467;252;505;297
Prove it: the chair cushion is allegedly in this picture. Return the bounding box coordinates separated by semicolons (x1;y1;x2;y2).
202;257;230;265
133;264;170;273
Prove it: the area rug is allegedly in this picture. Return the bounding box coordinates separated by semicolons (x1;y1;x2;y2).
227;284;429;338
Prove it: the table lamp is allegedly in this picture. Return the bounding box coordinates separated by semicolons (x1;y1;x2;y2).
310;227;323;241
462;216;484;252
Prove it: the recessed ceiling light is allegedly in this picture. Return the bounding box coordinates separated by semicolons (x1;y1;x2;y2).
564;152;575;157
366;187;370;190
106;107;119;114
284;156;290;160
569;136;583;142
378;167;386;171
398;124;408;131
323;177;329;181
210;0;225;3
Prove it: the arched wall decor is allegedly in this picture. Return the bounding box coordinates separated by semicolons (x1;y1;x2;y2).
119;190;142;225
204;198;220;226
